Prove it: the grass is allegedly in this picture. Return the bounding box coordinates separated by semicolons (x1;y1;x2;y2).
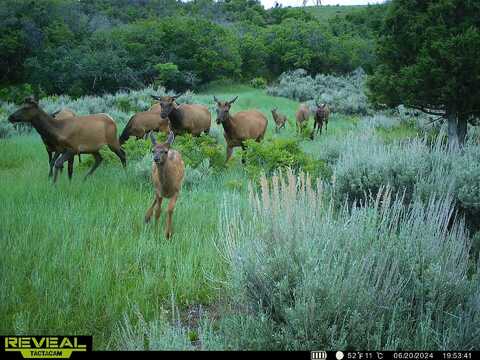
0;84;416;349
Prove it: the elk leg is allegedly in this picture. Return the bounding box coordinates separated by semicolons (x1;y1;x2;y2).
154;195;163;224
145;195;157;223
165;194;178;239
310;122;316;140
325;120;328;132
53;150;74;184
78;154;82;163
226;146;233;163
49;152;61;177
241;144;247;164
67;158;74;180
47;149;52;170
84;152;103;179
108;145;127;168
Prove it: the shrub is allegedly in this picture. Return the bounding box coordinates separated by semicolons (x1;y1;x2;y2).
113;306;223;350
183;159;213;188
250;77;267;89
173;133;225;171
0;83;35;104
216;172;480;350
0;119;14;139
242;138;331;180
268;68;371;115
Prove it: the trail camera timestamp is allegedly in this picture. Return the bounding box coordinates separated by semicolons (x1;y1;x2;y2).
442;353;472;359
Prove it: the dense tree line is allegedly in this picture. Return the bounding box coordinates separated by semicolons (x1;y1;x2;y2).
0;0;386;98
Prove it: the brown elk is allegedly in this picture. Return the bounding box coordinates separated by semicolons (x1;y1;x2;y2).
214;96;268;163
8;98;126;183
119;110;170;145
150;94;211;136
271;107;287;132
148;102;162;113
44;108;77;178
311;103;330;140
295;103;310;134
145;131;185;239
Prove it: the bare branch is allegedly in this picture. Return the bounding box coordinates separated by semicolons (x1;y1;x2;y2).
406;104;446;117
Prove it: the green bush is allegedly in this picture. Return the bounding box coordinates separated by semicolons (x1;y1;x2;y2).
243;138;330;180
154;63;182;89
250;77;267;89
173;133;225;171
0;84;34;104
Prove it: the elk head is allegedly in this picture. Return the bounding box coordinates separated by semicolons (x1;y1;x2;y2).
214;96;238;124
151;93;183;119
8;97;40;123
150;131;175;165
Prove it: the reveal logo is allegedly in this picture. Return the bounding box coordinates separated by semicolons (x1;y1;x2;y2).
1;336;92;359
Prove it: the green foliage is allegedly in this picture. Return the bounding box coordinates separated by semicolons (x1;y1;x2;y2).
0;84;34;104
243;138;330;180
250;77;267;89
154;63;181;89
173;133;225;171
0;0;385;96
368;0;480;143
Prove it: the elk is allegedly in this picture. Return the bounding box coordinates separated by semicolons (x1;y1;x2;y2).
150;94;211;136
148;102;162;113
43;108;77;178
295;103;310;134
214;96;268;163
311;103;330;140
145;131;185;239
119;110;170;145
8;98;126;183
271;107;287;132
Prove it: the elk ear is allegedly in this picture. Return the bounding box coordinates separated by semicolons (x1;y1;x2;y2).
213;96;219;104
150;95;161;100
149;131;157;145
50;109;60;117
24;96;38;107
228;96;238;105
166;131;175;146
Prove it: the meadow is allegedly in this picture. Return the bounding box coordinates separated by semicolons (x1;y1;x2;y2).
1;83;479;350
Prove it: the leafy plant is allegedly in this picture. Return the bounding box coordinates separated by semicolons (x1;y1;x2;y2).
243;138;330;180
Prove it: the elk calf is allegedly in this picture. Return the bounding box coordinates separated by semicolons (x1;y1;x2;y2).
119;110;170;145
311;103;330;140
295;103;310;134
145;132;185;239
271;107;287;132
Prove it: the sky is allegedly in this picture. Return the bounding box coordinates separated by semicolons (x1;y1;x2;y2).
260;0;385;9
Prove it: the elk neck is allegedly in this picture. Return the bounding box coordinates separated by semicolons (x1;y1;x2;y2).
155;158;170;185
30;109;63;144
168;106;183;132
220;113;235;138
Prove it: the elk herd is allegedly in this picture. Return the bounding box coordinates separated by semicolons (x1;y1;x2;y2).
7;94;330;238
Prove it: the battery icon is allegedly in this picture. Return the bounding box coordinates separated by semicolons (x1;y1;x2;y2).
311;351;327;360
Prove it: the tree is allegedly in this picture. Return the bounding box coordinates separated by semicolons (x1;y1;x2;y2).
368;0;480;146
